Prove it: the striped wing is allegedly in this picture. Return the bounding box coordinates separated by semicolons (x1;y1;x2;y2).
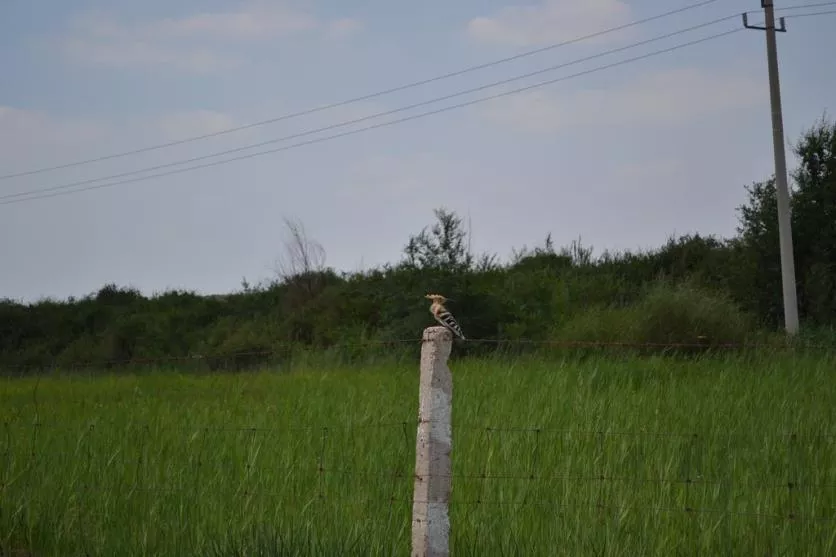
434;309;466;340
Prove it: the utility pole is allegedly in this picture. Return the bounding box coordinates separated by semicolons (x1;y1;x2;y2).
743;0;799;335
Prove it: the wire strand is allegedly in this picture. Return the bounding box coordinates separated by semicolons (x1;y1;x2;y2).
776;0;836;10
1;26;744;206
0;0;726;181
0;333;830;372
784;8;836;17
0;14;740;202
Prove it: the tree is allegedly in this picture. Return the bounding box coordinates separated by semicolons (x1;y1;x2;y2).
274;217;333;308
736;115;836;325
402;207;474;272
275;217;327;281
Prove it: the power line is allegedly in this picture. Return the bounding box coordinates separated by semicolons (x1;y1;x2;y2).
0;27;744;207
739;5;836;25
784;8;836;17
0;15;742;203
0;0;726;181
776;0;836;10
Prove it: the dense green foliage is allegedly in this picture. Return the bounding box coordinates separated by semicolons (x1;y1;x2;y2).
1;118;835;371
2;353;834;556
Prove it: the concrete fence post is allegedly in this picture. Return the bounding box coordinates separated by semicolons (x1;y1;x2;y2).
411;326;453;557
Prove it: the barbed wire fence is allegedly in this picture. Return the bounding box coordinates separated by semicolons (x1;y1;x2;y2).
1;331;835;555
1;331;833;377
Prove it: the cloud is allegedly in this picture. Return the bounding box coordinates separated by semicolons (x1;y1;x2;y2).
0;97;400;190
0;107;120;196
336;151;504;211
610;158;685;191
151;110;238;141
56;3;363;72
61;35;240;73
150;5;318;40
478;67;766;133
0;105;245;181
467;0;633;47
340;153;453;199
0;106;108;151
326;18;365;40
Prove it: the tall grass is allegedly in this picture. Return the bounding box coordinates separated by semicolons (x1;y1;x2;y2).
1;352;835;556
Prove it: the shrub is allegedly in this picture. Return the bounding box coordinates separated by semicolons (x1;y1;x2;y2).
633;281;753;346
555;281;754;350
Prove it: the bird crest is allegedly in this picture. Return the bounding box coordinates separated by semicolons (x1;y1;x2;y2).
424;293;465;340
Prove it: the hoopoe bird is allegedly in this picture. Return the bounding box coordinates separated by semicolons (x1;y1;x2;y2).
425;294;466;340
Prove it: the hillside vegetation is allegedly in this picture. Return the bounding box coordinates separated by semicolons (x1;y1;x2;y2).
1;117;835;371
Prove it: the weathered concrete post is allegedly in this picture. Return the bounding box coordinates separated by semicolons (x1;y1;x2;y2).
411;326;453;557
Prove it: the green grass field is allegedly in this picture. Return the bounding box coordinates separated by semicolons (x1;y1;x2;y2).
1;351;835;556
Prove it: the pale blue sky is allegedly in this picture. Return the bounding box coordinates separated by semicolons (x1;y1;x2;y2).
1;0;833;302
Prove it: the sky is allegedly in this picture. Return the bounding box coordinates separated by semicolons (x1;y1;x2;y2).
1;0;833;302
